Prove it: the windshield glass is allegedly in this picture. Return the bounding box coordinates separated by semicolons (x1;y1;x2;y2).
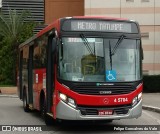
58;37;141;82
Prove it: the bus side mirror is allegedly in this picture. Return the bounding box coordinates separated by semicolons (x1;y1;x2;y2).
48;28;58;53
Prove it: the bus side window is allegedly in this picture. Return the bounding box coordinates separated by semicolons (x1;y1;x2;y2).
33;36;47;69
33;44;40;69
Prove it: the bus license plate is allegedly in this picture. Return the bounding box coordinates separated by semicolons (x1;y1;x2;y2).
98;110;113;115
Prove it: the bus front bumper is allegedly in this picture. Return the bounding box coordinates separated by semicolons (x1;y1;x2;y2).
56;99;142;120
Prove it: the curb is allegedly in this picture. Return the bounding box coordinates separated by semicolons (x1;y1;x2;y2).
142;105;160;114
0;94;18;98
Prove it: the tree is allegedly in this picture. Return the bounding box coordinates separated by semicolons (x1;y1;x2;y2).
0;9;36;85
0;9;30;45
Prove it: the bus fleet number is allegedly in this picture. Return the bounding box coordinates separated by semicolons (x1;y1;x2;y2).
114;98;128;103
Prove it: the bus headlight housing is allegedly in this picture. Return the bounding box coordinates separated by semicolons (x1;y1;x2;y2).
59;93;67;101
132;96;138;106
59;92;76;108
138;92;142;101
132;92;142;106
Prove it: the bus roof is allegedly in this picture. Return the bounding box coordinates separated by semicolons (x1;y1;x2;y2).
73;16;128;21
37;16;129;37
19;16;134;48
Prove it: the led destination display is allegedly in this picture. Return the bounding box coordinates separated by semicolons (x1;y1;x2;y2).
62;20;139;33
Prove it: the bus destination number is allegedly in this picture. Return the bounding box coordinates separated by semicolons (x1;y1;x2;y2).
114;98;128;103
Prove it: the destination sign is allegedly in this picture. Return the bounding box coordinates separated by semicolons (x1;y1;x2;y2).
61;20;139;33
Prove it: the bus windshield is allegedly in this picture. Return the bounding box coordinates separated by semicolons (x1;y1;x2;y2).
58;37;141;82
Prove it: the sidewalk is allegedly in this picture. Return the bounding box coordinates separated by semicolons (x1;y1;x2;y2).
0;86;17;95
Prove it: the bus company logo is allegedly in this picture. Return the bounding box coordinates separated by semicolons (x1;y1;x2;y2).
2;126;11;131
99;91;112;94
103;98;109;104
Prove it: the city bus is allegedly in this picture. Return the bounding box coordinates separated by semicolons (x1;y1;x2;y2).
18;16;143;125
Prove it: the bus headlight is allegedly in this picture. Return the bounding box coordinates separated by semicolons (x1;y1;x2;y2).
59;92;76;108
132;96;138;106
59;93;67;101
132;92;142;106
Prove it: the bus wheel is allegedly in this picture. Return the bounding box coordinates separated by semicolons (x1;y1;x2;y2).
23;90;30;112
40;98;53;126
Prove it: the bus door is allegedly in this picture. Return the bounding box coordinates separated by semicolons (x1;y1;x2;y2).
18;50;23;100
46;33;57;114
32;38;47;109
28;45;34;108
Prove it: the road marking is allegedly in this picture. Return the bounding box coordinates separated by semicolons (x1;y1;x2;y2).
143;110;160;125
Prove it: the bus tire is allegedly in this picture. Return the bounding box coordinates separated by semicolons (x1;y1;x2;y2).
40;96;53;126
23;90;30;112
45;114;54;126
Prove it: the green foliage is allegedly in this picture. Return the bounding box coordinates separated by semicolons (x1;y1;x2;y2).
0;9;30;44
143;75;160;93
18;22;36;44
0;38;14;85
0;9;36;85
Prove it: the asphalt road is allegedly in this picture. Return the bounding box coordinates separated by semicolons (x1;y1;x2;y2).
0;97;160;134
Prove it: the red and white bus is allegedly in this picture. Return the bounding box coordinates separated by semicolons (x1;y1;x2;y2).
18;16;143;125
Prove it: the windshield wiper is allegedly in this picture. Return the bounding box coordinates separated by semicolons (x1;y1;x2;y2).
109;35;125;70
111;35;126;56
109;40;112;70
80;34;94;55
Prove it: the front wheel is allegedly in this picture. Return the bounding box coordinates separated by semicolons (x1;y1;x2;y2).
23;90;30;112
40;98;54;126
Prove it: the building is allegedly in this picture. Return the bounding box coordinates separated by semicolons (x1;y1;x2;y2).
1;0;160;75
45;0;84;24
1;0;84;33
1;0;44;22
45;0;160;75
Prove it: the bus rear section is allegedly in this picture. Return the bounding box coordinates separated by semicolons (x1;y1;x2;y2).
18;16;143;124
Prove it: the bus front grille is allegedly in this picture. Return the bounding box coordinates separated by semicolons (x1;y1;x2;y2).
72;84;135;95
